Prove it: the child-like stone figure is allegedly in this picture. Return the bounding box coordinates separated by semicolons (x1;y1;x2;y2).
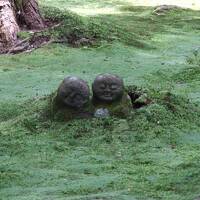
92;74;132;117
52;76;93;120
56;76;90;109
92;74;124;103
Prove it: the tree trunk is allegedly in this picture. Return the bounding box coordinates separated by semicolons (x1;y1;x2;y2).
0;0;20;48
20;0;45;30
0;0;45;50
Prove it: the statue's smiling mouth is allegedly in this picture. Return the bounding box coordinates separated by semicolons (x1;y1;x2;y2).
102;92;113;97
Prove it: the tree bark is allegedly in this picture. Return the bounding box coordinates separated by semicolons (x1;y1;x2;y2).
20;0;45;30
0;0;20;48
0;0;45;50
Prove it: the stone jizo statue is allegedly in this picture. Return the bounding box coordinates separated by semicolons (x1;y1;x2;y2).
92;73;132;117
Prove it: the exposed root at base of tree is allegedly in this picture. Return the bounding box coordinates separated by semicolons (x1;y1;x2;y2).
0;35;52;54
0;35;96;54
0;18;60;54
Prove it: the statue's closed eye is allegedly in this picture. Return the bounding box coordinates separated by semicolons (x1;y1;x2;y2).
110;84;118;90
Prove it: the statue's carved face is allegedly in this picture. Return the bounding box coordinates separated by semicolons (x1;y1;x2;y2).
92;74;124;103
57;76;90;109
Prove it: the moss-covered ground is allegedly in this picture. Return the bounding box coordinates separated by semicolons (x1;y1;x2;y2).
1;1;200;199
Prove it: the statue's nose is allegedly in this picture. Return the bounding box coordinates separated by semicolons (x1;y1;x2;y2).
105;86;111;92
69;93;75;98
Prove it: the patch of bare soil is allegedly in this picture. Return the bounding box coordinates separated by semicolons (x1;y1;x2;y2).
67;34;95;48
153;5;180;15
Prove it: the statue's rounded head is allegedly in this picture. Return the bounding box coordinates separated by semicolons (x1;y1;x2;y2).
92;74;124;103
57;76;90;109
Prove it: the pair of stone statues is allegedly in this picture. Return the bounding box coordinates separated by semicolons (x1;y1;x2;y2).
52;74;132;120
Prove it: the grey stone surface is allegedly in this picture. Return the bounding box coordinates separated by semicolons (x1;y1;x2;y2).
56;76;90;109
92;74;124;103
94;108;110;118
